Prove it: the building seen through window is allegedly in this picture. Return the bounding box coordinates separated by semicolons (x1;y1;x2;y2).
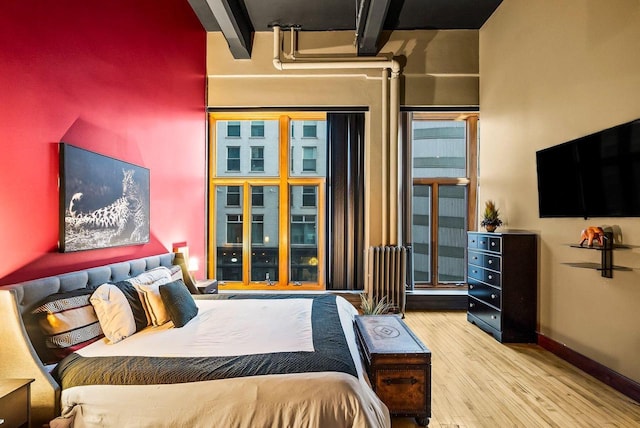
213;117;326;288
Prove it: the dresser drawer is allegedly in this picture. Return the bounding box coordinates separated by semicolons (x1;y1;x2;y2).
468;250;483;266
467;265;501;287
468;281;501;308
467;265;484;282
484;269;500;287
485;253;501;271
468;234;480;249
468;250;501;270
488;236;501;253
468;297;501;331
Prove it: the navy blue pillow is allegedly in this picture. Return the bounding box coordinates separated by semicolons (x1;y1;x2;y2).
159;280;199;328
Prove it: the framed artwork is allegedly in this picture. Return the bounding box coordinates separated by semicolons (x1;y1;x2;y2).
59;143;150;252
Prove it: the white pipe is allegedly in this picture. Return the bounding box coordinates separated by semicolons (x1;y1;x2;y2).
381;67;389;243
272;26;400;75
272;25;401;245
389;73;399;244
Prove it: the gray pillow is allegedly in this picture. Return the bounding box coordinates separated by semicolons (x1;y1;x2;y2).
159;280;199;328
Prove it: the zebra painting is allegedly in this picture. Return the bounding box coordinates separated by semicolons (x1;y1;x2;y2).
59;144;150;252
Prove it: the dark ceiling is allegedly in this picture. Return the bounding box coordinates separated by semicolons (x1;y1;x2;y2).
188;0;503;58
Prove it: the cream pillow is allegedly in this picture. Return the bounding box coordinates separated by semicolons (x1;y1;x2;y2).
90;283;137;344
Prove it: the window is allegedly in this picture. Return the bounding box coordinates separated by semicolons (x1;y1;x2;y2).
251;146;264;172
291;215;316;245
251;186;264;206
227;121;241;137
303;122;317;138
302;147;317;172
302;186;316;207
252;214;264;244
227;147;240;171
407;113;478;288
227;186;240;206
251;121;264;138
210;114;326;289
227;214;243;244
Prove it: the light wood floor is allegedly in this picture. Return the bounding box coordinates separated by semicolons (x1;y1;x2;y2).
391;311;640;428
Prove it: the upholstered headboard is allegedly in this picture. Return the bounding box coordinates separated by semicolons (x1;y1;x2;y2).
0;253;177;427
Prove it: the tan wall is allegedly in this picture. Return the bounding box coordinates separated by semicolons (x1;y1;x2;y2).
480;0;640;382
207;29;479;247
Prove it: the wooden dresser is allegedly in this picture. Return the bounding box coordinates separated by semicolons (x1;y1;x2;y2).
354;315;431;427
467;231;538;343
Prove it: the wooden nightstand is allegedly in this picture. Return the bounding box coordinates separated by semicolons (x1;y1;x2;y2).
0;379;34;428
354;315;431;427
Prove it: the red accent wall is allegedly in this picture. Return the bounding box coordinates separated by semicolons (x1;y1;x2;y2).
0;0;207;284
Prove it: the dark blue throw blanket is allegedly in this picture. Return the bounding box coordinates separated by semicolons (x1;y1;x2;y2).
54;294;357;389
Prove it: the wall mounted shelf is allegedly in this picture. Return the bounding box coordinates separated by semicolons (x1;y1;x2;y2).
564;232;631;278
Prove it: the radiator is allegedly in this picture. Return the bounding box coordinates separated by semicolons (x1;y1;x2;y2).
366;246;407;315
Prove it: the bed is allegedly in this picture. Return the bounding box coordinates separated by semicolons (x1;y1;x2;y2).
0;253;390;427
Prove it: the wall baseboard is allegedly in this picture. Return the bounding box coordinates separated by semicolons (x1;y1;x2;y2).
537;333;640;403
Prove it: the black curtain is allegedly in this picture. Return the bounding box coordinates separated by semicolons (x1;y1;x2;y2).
326;113;365;290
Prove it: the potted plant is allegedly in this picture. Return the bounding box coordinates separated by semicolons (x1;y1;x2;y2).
359;293;394;315
481;200;503;232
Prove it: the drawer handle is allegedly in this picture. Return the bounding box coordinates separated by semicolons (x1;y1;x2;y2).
473;256;478;260
469;302;475;308
491;294;497;299
473;270;478;274
383;377;418;386
488;275;493;280
488;260;493;264
491;315;497;319
491;242;496;247
469;284;474;289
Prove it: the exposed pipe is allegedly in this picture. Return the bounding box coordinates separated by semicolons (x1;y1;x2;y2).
273;26;400;75
272;25;401;245
381;67;389;243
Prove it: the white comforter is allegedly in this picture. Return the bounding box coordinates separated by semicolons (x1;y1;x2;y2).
51;296;390;428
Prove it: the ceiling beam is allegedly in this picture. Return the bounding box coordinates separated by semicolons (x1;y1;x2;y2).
188;0;253;59
356;0;392;56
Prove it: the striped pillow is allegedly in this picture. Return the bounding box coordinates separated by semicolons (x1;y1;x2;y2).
31;289;104;360
90;281;149;343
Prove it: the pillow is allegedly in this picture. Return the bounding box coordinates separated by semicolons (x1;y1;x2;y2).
90;282;148;343
159;280;199;328
168;264;182;281
127;267;173;326
31;289;104;360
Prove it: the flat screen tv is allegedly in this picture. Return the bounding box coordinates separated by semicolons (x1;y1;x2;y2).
536;118;640;218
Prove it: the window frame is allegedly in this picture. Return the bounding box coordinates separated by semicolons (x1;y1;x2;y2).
404;112;479;289
209;113;326;291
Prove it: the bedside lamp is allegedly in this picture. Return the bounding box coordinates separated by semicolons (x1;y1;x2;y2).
172;243;199;294
188;257;199;281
